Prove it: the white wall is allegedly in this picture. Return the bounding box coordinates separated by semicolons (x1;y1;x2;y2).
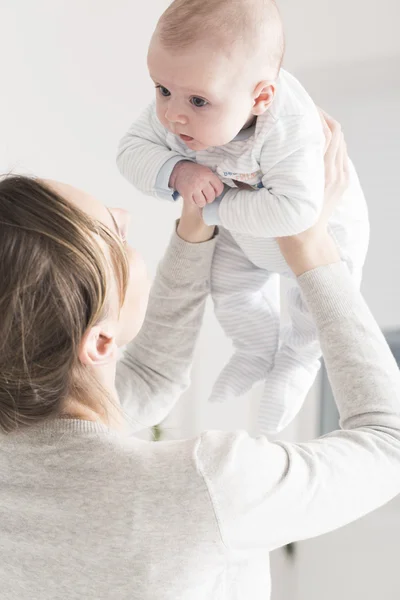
279;0;400;70
0;0;173;276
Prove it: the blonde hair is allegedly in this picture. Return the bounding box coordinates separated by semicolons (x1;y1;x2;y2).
157;0;285;76
0;175;129;433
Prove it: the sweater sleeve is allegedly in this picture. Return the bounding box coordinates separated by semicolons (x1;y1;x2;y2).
196;262;400;551
203;115;325;236
116;102;186;200
115;225;217;432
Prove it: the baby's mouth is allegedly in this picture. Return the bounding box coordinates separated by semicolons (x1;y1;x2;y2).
179;134;194;142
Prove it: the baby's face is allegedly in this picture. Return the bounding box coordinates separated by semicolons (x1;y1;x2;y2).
147;38;256;151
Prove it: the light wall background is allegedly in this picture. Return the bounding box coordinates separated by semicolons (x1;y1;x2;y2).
1;1;400;599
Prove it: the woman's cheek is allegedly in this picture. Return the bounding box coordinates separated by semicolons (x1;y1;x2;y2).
117;248;150;346
131;248;150;311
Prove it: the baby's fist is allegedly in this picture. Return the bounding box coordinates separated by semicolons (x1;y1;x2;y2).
170;161;224;208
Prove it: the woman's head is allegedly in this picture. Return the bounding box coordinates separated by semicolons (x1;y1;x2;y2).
0;175;149;433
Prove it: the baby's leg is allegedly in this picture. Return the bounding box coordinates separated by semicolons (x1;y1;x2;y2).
259;283;321;434
209;228;280;402
259;264;363;435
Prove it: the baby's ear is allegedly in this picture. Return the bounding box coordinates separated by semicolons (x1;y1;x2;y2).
252;81;276;116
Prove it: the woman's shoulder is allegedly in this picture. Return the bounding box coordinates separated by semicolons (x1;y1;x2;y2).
195;429;278;480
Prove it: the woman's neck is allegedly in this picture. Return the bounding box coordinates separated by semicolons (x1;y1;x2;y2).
60;361;128;432
60;398;128;432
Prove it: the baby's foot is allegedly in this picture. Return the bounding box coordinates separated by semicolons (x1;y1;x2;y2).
209;352;270;402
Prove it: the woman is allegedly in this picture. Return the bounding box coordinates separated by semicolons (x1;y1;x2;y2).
0;116;400;600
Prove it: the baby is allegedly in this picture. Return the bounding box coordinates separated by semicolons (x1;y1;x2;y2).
117;0;369;433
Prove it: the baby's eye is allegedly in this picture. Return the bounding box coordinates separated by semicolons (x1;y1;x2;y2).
190;96;208;108
157;85;171;98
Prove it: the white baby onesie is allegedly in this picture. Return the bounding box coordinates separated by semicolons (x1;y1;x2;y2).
117;68;369;433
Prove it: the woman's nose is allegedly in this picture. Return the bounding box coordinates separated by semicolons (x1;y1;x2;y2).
110;208;131;241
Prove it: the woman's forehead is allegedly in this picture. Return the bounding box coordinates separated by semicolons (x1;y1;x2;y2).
43;179;115;232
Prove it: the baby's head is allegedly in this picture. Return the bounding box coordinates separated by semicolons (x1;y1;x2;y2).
148;0;285;150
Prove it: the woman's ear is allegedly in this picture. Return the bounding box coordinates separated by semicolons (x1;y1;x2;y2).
79;325;117;366
252;81;276;116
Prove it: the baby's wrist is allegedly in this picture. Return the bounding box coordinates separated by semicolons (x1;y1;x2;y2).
169;160;192;189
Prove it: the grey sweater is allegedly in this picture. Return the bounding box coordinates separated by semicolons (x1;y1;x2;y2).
1;229;400;600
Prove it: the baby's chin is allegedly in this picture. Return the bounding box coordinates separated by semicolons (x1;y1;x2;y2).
190;141;210;151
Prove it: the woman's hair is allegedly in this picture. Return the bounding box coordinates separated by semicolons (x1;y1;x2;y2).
0;175;129;434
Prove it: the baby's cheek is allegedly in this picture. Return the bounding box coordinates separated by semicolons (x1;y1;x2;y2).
197;121;224;146
155;103;167;129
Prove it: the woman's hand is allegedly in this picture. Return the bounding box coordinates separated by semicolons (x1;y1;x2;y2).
277;111;349;276
176;200;216;243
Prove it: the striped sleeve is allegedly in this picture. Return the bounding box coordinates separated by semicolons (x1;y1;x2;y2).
210;115;325;237
116;102;185;200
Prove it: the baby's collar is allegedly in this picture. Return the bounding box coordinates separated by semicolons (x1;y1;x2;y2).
233;119;257;142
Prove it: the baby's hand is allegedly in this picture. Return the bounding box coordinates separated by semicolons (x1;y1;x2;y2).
170;161;224;208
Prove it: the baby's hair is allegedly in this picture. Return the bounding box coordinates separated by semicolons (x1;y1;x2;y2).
157;0;285;77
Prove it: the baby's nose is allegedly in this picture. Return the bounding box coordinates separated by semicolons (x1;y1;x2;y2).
165;105;188;126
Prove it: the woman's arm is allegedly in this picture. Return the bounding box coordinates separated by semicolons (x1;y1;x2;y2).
115;206;216;432
196;116;400;550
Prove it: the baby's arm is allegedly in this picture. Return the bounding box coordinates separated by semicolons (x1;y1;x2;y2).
203;115;325;237
116;102;188;200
